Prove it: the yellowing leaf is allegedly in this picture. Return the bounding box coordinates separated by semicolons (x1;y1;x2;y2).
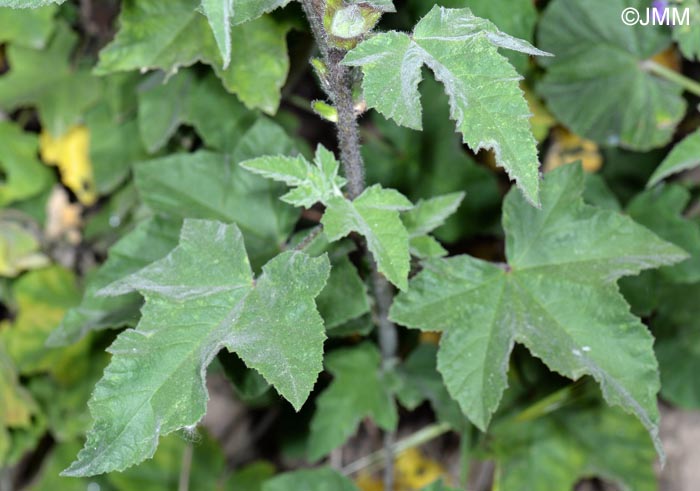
45;186;83;245
40;126;97;205
355;448;449;491
395;448;448;490
544;128;602;174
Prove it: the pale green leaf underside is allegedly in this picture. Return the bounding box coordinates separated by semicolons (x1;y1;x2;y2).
242;147;413;290
343;6;549;205
537;0;684;151
390;164;687;453
62;220;329;476
648;131;700;188
308;343;397;460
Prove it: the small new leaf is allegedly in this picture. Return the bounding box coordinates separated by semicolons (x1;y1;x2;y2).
403;192;464;258
242;147;413;290
343;6;550;205
62;220;330;476
390;164;687;453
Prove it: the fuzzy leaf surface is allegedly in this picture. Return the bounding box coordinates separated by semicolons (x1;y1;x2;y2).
390;164;687;451
62;220;330;476
242;147;413;290
344;6;549;205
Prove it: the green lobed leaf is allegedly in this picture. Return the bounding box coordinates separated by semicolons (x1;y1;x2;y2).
262;468;359;491
135;120;300;268
537;0;685;150
0;266;84;377
361;76;501;242
95;0;290;114
323;185;412;290
0;23;102;136
648;131;700;187
402;192;464;258
0;3;56;48
654;283;700;408
242;146;413;290
307;343;397;460
390;164;687;452
627;186;700;284
0;122;53;206
344;6;550;205
62;220;330;476
493;404;656;491
212;15;291;114
397;344;466;431
49;217;181;346
409;0;538;74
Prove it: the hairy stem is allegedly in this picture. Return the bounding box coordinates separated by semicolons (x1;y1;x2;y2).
300;1;398;487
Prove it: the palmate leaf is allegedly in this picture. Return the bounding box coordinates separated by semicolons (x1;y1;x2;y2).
62;220;330;476
537;0;685;151
648;130;700;187
242;146;413;290
96;0;290;114
493;404;656;491
0;23;102;136
390;164;687;452
343;6;550;205
307;343;397;460
627;185;700;284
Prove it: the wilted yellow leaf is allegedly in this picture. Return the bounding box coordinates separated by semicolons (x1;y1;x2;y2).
40;125;97;206
544;127;602;174
45;186;82;245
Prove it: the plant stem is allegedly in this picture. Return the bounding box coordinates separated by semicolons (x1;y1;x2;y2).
644;60;700;97
300;3;397;488
341;422;452;476
178;442;193;491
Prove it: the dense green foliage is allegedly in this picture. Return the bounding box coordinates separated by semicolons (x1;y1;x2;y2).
1;0;700;490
